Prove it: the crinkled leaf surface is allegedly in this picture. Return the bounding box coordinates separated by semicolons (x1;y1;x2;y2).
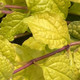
73;47;80;74
69;3;80;16
0;35;16;80
23;13;70;49
26;0;70;19
0;12;28;41
40;51;80;80
68;21;80;40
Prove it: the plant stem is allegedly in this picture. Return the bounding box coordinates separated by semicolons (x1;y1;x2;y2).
1;10;13;14
5;5;27;9
70;41;80;46
14;32;30;39
67;21;71;25
13;41;80;74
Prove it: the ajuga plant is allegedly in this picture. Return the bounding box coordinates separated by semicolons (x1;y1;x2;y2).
0;0;80;80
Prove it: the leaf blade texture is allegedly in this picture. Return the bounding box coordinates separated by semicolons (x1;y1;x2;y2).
23;13;70;49
26;0;70;19
68;21;80;40
0;35;16;80
40;51;79;80
0;12;29;41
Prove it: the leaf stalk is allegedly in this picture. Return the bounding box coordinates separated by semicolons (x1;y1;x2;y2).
5;5;27;10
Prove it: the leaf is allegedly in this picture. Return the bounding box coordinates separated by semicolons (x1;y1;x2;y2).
13;42;46;80
13;65;45;80
12;36;80;80
13;43;80;80
0;12;29;41
69;3;80;16
40;51;80;80
23;37;45;51
70;0;80;3
0;35;16;80
23;13;70;49
68;21;80;40
73;47;80;74
26;0;70;19
13;43;46;63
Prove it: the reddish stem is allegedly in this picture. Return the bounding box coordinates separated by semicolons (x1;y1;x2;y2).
1;10;13;14
13;45;69;74
70;41;80;46
67;21;71;25
5;5;27;9
13;41;80;74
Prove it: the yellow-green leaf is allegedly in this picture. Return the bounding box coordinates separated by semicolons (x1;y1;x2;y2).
23;13;70;49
